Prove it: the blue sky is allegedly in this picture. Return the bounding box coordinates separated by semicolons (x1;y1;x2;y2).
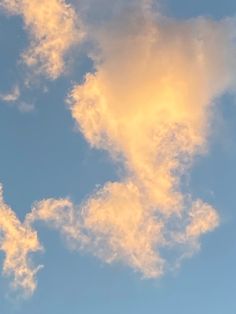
0;1;236;313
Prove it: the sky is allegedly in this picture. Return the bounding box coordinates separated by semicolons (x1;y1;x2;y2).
0;0;236;313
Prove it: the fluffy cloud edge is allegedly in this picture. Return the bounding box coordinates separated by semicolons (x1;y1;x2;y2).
0;0;84;79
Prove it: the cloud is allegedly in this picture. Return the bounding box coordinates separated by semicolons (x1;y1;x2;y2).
17;101;35;113
0;85;20;103
0;0;83;79
0;185;42;296
0;184;77;296
0;85;35;112
0;0;236;296
26;198;83;249
67;4;236;277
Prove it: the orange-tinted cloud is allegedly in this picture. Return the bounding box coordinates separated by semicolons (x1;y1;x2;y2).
0;185;78;296
26;198;84;249
0;85;34;112
0;185;42;296
68;5;235;277
0;0;83;79
0;0;235;294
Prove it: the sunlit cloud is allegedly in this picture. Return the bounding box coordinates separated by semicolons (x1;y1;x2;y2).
0;185;42;296
0;85;35;112
0;185;77;296
0;0;236;297
26;198;83;249
68;4;235;277
0;0;83;79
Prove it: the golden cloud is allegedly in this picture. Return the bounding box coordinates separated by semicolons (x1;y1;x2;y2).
0;0;235;295
0;186;77;296
0;185;42;296
68;6;235;277
1;0;83;79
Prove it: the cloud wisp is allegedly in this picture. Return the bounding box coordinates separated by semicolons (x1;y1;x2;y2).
0;85;20;103
0;185;42;297
0;0;83;79
0;186;77;296
68;4;235;277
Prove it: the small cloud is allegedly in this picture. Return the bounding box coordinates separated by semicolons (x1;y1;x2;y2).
0;85;35;112
0;184;42;297
0;85;20;103
18;101;35;113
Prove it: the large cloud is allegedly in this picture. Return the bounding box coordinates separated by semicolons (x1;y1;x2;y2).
67;4;235;277
0;0;83;79
0;0;236;296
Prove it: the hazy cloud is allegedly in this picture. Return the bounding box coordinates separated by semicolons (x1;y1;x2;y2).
0;185;77;296
0;0;236;296
0;85;20;103
17;101;35;113
0;185;42;296
26;198;83;248
0;85;35;112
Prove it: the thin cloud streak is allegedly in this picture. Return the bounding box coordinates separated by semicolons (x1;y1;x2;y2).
0;185;42;297
0;85;34;112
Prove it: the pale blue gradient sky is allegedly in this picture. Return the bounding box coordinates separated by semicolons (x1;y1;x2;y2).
0;1;236;313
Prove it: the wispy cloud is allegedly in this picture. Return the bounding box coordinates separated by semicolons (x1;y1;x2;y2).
26;198;82;249
0;0;84;79
0;185;42;297
0;185;76;296
68;3;235;276
0;85;20;103
0;85;35;112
